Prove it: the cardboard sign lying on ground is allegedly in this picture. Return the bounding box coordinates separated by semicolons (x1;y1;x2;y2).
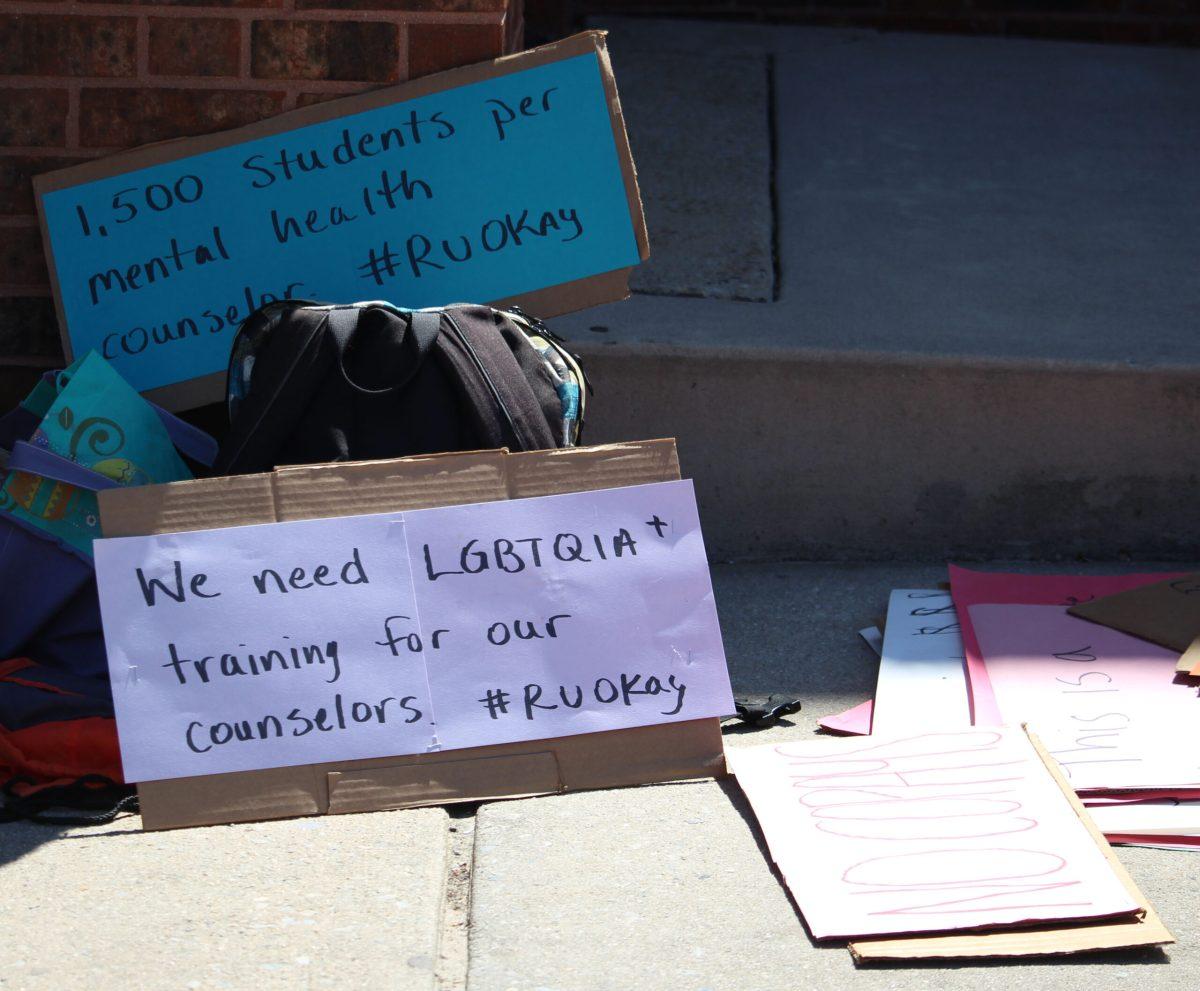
35;31;647;410
97;439;729;829
1068;573;1200;674
728;727;1141;941
970;605;1200;791
847;731;1173;962
96;479;732;783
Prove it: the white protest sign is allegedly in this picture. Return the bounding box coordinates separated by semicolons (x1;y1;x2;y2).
1087;800;1200;837
728;728;1140;940
871;590;971;735
95;480;734;782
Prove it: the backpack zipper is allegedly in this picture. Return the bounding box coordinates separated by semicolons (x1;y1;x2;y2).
442;312;524;448
504;305;594;399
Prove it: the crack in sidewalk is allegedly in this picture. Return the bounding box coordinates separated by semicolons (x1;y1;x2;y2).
434;803;480;991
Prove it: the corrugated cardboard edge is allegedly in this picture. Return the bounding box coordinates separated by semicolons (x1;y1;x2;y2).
35;30;648;412
98;440;685;536
326;751;563;814
99;439;729;830
136;717;725;830
848;726;1173;963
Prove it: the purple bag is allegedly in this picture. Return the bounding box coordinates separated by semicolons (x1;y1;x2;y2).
0;368;216;683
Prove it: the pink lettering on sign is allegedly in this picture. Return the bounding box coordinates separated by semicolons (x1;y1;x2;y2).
728;727;1138;940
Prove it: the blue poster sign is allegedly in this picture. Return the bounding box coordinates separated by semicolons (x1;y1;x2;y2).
37;38;643;403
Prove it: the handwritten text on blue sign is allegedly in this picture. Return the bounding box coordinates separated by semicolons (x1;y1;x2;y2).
41;53;640;393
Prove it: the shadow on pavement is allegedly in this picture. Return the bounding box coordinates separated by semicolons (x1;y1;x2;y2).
0;819;71;868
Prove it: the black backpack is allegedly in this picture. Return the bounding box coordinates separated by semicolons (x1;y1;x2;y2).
214;301;588;475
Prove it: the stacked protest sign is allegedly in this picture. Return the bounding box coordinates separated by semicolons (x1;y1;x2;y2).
750;563;1200;961
817;566;1200;852
729;726;1171;960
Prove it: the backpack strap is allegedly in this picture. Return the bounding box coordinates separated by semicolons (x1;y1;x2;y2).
0;775;137;826
212;303;334;475
325;306;440;396
6;441;119;491
411;311;443;352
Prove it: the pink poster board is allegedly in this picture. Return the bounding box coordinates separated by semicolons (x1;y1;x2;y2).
969;605;1200;790
818;699;873;735
947;566;1184;726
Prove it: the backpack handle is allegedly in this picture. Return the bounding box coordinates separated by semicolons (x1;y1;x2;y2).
326;306;440;396
6;441;119;491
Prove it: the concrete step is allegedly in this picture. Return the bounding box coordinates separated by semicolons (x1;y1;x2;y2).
557;19;1200;562
570;326;1200;562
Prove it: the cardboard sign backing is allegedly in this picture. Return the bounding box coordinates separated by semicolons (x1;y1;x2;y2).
98;439;726;830
35;31;649;411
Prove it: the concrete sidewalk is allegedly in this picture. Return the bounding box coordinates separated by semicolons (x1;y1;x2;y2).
1;808;451;989
4;560;1198;991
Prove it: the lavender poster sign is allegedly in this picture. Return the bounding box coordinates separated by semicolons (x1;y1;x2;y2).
94;480;733;782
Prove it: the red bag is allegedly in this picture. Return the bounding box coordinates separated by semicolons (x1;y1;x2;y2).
0;657;129;821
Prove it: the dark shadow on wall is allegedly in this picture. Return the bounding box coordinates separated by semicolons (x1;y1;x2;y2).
526;2;1200;49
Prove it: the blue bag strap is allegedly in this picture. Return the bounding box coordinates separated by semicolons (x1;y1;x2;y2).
148;402;217;467
6;441;119;491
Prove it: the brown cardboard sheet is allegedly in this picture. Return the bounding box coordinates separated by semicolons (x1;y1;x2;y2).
1184;634;1200;677
98;439;726;830
35;31;649;411
1068;574;1200;663
848;728;1173;962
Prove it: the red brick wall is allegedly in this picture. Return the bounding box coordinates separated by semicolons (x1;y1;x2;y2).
0;0;524;378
